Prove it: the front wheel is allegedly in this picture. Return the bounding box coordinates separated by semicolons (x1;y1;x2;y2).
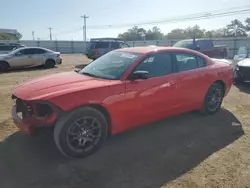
200;83;224;115
44;59;55;69
54;107;108;158
0;62;10;73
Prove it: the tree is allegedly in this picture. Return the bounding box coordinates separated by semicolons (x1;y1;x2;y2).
245;18;250;32
226;19;247;37
118;26;147;41
145;26;163;40
118;26;163;41
0;31;22;40
118;17;250;41
165;29;188;39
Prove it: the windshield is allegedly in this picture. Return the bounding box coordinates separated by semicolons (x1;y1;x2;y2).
8;48;23;55
173;40;195;49
79;51;141;80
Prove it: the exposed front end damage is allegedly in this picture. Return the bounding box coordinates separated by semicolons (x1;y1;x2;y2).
11;95;62;135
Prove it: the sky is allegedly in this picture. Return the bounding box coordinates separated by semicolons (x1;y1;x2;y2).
1;0;250;41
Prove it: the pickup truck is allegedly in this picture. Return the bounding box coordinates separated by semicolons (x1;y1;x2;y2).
173;39;228;59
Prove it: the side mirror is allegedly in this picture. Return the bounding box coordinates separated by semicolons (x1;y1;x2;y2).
130;70;149;80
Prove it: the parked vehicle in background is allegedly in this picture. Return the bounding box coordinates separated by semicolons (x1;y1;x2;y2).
0;47;62;72
11;46;233;158
0;43;26;54
233;46;250;64
173;39;228;58
85;38;130;60
234;58;250;84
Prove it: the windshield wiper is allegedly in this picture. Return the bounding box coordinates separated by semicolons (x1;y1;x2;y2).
80;71;99;78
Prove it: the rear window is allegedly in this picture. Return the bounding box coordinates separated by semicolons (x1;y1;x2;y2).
197;40;213;50
173;41;195;49
90;42;109;49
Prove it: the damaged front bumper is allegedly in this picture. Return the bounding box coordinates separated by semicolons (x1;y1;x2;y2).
11;96;62;135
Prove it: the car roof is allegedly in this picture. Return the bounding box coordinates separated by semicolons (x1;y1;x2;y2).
116;46;202;54
17;47;51;51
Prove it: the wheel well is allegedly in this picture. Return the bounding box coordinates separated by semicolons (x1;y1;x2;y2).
85;104;112;137
214;80;226;96
46;59;55;63
0;61;10;68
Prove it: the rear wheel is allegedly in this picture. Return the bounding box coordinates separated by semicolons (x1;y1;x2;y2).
201;83;224;115
54;106;108;158
0;61;10;73
44;59;55;69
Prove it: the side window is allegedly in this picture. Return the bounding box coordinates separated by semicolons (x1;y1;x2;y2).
95;42;109;48
197;40;213;51
35;49;47;54
120;43;130;48
15;49;25;55
21;49;36;55
133;52;173;78
110;42;120;49
174;53;199;72
197;56;206;68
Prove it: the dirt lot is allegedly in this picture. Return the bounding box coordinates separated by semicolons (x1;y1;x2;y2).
0;54;250;188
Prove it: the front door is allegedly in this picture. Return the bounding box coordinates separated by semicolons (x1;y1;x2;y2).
121;52;181;129
9;48;34;68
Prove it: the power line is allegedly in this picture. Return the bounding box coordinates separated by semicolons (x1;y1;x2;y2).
87;6;250;29
41;4;250;39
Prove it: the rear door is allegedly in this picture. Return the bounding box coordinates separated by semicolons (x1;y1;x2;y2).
172;52;209;110
95;42;110;57
32;48;47;65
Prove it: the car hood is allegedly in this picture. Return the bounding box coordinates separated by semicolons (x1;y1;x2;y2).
0;54;9;59
237;58;250;67
13;71;115;100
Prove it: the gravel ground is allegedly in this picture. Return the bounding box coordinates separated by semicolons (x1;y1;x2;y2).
0;54;249;188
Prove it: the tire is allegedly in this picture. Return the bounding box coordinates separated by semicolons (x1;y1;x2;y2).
0;61;10;73
200;82;224;115
44;59;55;69
54;106;108;158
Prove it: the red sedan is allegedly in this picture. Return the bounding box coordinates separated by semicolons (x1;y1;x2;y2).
11;46;234;158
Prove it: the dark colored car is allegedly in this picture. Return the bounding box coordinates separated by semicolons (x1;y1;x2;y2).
85;38;130;60
173;39;228;58
234;58;250;84
0;43;26;54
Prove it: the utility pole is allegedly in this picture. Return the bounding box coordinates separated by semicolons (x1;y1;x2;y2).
32;31;35;40
48;27;53;40
81;15;89;41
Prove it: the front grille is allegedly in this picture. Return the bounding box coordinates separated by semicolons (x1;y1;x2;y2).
239;66;250;74
238;66;250;79
16;98;33;118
